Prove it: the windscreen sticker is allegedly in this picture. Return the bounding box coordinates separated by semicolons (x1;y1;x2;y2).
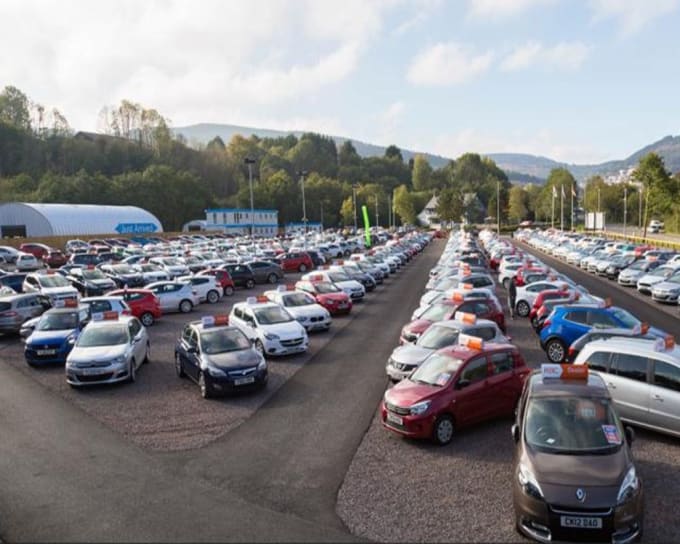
436;373;451;386
602;425;621;444
580;407;596;419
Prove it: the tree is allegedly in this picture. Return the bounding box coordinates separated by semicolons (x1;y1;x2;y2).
508;185;528;223
436;187;464;224
393;184;416;224
340;196;354;226
0;86;31;130
412;154;433;191
384;145;403;162
633;152;675;236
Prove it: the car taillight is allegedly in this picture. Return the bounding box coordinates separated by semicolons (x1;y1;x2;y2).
0;311;18;317
121;310;132;316
515;278;524;286
567;347;576;359
543;319;551;329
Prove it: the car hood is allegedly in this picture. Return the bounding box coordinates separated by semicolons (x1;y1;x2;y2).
204;349;261;370
527;447;630;487
260;321;306;339
318;293;349;304
651;281;680;291
619;269;644;279
337;280;364;291
285;304;327;319
403;319;434;335
638;273;667;284
69;344;127;363
384;380;441;407
27;329;75;345
390;344;434;366
42;286;79;297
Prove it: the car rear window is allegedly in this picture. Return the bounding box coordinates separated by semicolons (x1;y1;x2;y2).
611;353;648;382
0;302;11;311
653;361;680;392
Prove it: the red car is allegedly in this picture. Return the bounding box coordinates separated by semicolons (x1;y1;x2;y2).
401;296;505;344
44;249;68;268
108;288;162;326
381;338;530;445
197;268;235;296
295;278;352;315
277;251;314;273
514;265;549;287
19;242;52;260
528;289;572;324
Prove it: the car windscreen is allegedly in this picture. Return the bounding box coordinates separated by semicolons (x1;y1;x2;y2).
37;312;79;331
525;397;623;454
0;302;11;312
434;278;458;291
200;329;250;354
610;308;639;328
77;325;128;347
282;293;315;307
328;272;350;282
254;306;293;325
650;267;671;277
417;325;462;350
314;282;340;293
82;269;107;280
409;352;463;386
420;303;453;322
38;275;71;288
112;265;136;274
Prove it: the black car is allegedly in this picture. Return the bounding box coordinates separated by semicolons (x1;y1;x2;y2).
0;273;27;293
69;253;102;267
99;263;145;288
604;255;637;280
247;260;284;284
67;267;117;296
222;264;256;289
175;318;267;398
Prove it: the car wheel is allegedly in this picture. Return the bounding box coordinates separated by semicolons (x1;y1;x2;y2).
516;300;530;317
255;340;265;356
245;279;255;289
140;312;154;327
502;278;510;290
179;299;193;313
267;273;278;284
530;316;538;329
175;352;185;378
207;290;220;304
198;371;213;399
128;359;136;383
432;414;455;445
298;264;307;273
224;285;234;296
546;338;566;363
143;343;150;364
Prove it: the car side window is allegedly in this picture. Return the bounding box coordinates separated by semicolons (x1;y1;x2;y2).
611;353;648;382
652;360;680;392
233;307;243;320
129;319;141;337
565;311;588;324
588;311;616;328
489;352;513;375
460;356;488;384
17;298;29;308
181;325;193;344
189;329;199;348
585;350;611;373
475;326;497;341
89;300;110;313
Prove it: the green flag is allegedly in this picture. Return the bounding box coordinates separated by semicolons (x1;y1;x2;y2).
362;205;371;247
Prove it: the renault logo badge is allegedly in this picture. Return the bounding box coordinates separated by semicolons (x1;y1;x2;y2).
576;488;586;502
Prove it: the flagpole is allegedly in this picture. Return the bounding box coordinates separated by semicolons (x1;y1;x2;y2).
571;184;574;231
551;187;555;229
560;185;564;231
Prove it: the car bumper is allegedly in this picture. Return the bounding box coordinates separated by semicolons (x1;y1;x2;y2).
25;345;72;365
385;362;417;381
380;406;434;439
651;292;679;303
207;369;268;393
262;338;309;356
300;316;332;331
66;362;130;385
325;304;352;315
618;277;637;286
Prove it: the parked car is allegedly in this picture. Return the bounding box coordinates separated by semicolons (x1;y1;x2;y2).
197;268;235;296
0;292;52;335
0;245;21;264
247;260;285;284
44;250;68;268
0;272;27;293
145;281;200;313
23;303;90;365
19;242;52;261
276;251;314;273
16;252;41;271
221;264;256;289
108;288;162;327
23;271;80;304
177;275;223;304
67;266;117;296
294;279;352;315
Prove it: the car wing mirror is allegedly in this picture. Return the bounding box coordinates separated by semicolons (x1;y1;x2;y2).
511;423;520;443
625;426;635;445
187;346;197;354
456;378;471;390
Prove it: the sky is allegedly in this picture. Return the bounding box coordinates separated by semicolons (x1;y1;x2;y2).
2;0;680;164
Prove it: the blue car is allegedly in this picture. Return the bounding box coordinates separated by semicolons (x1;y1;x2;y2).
24;306;90;365
539;303;665;363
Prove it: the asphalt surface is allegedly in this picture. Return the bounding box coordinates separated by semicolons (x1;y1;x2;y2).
0;239;443;542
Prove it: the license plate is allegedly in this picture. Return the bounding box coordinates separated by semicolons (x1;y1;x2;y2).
234;376;255;386
338;303;348;309
78;367;105;376
36;349;57;355
386;412;403;426
560;516;602;529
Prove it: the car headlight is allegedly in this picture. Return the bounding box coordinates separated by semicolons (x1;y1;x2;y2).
257;358;267;371
518;463;544;500
410;400;431;416
617;466;639;505
112;355;127;365
66;334;77;345
264;333;279;341
206;366;227;377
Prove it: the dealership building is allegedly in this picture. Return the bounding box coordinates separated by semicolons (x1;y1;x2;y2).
0;202;163;238
204;208;279;236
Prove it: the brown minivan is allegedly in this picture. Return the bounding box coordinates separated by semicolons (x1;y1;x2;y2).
512;366;643;543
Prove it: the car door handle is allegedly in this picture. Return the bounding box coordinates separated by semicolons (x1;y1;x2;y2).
652;394;664;402
607;382;616;389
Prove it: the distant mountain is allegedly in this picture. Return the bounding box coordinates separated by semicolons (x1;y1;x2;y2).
174;124;680;183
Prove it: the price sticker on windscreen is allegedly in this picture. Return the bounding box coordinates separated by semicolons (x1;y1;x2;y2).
602;425;621;445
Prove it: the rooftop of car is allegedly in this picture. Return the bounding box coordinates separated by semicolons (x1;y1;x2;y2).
582;336;680;358
527;370;608;397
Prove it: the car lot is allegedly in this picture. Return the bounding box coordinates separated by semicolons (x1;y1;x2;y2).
336;232;680;543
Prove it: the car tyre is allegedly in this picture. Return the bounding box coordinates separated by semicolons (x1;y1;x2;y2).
198;371;213;399
255;340;265;356
245;279;255;289
175;352;185;378
516;300;530;317
502;278;510;290
546;338;566;363
298;264;307;273
207;290;220;304
140;312;154;327
432;414;454;445
267;273;278;284
179;299;193;313
143;343;150;364
224;286;234;296
128;359;136;383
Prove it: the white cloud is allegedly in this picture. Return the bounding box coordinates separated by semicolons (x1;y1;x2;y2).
392;0;443;35
431;128;612;164
0;0;395;131
467;0;555;19
501;41;590;71
371;101;406;145
407;43;494;86
589;0;679;35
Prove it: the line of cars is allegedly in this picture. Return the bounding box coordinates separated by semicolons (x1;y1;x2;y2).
378;227;680;543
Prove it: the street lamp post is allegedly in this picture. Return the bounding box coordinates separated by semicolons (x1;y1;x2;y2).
297;170;308;250
244;157;256;246
375;194;379;227
496;180;500;235
623;185;628;236
352;184;358;234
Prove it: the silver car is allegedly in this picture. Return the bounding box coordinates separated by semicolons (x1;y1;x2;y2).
618;259;661;287
0;293;52;334
651;271;680;303
575;338;680;438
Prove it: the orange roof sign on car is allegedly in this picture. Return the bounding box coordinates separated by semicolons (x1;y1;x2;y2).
541;363;588;380
458;333;484;351
308;274;325;282
202;315;229;327
654;335;675;351
451;292;464;302
632;322;650;335
54;298;78;308
454;311;477;324
92;310;119;321
460;283;473;290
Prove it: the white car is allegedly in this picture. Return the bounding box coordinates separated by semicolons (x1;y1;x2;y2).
264;286;331;332
15;252;41;271
135;263;170;283
514;281;572;317
23;271;79;304
79;296;131;316
498;263;522;289
301;270;365;301
145;281;200;313
229;297;309;357
148;256;190;278
636;264;680;295
177;275;223;304
65;313;150;387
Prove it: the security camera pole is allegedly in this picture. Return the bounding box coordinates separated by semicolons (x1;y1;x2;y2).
244;157;256;248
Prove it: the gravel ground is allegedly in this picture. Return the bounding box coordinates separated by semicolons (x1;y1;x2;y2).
336;257;680;543
0;271;374;452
